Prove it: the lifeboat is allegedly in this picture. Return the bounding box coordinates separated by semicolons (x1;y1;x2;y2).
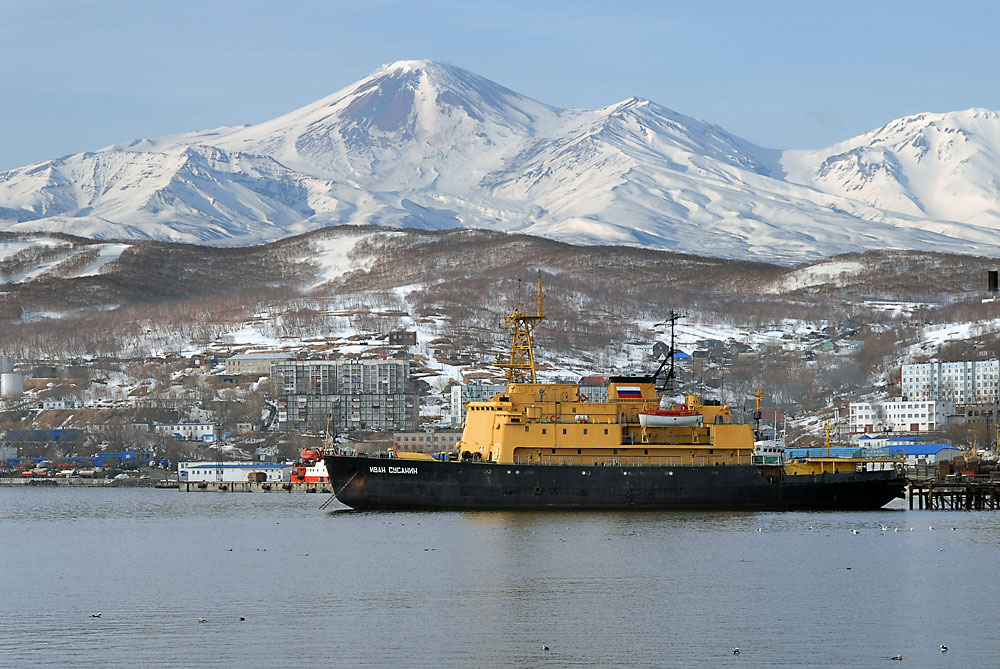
638;407;703;427
300;448;322;462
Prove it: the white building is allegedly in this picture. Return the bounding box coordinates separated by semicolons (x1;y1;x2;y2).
156;423;217;442
901;360;1000;404
848;399;955;434
42;399;77;410
225;352;292;376
178;461;290;482
450;381;507;426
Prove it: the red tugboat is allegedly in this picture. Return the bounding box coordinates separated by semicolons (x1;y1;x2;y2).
289;448;329;484
291;401;337;484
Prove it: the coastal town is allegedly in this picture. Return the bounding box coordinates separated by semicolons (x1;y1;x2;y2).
4;298;1000;497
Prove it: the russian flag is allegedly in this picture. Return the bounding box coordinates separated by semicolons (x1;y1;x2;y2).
617;386;643;399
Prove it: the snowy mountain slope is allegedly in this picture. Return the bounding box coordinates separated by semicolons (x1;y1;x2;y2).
2;61;1000;261
0;235;131;285
783;109;1000;227
0;145;358;244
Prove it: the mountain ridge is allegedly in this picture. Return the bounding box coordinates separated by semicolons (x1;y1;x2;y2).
3;60;1000;263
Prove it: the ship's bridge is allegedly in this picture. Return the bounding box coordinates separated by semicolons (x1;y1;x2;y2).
503;383;581;404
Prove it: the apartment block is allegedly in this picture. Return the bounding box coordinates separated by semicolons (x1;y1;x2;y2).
275;359;417;432
901;360;1000;404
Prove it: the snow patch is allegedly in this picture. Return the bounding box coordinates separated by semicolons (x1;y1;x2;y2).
766;260;864;293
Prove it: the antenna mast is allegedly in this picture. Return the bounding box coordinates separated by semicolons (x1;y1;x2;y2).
652;309;680;394
496;276;545;384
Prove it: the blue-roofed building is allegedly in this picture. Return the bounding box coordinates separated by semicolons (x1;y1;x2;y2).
897;444;961;465
856;434;929;449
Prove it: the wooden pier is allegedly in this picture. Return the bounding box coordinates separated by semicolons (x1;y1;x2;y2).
908;481;1000;510
178;480;330;493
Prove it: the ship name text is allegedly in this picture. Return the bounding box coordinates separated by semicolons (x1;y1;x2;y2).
369;466;419;474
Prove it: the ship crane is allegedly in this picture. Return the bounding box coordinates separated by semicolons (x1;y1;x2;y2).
496;276;545;384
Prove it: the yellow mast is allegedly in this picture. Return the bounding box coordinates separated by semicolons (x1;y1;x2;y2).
496;277;545;383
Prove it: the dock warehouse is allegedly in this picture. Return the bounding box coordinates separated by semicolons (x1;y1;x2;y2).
178;461;290;483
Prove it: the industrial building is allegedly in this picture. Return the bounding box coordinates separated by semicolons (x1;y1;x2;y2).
224;352;292;376
1;372;23;398
178;461;290;483
42;399;77;410
388;331;417;346
155;423;217;442
274;359;418;432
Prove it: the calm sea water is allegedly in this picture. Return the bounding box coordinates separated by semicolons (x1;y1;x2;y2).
1;488;998;668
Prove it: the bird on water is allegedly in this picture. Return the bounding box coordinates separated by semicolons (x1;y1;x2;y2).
733;648;740;655
941;645;947;652
890;653;903;660
90;613;101;618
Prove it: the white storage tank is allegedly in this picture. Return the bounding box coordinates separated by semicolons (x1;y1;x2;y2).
1;373;24;398
0;356;13;374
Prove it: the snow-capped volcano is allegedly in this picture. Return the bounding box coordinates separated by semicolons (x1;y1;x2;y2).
3;59;1000;262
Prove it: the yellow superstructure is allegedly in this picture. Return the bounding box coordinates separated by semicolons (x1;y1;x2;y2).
456;379;756;466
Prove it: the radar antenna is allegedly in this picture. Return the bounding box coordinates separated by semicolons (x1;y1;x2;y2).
496;276;545;383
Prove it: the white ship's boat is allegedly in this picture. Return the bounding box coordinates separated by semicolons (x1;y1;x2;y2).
638;408;703;427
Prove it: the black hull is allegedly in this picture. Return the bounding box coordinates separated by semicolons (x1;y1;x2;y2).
324;456;906;511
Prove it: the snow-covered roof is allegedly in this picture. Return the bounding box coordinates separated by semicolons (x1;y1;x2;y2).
228;352;292;360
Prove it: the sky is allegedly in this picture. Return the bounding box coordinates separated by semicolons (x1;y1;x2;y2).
1;0;999;171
